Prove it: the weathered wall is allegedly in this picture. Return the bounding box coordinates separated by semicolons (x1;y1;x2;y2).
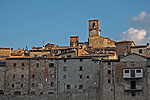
57;58;100;94
0;92;99;100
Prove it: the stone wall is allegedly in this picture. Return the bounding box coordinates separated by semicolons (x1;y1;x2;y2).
0;92;99;100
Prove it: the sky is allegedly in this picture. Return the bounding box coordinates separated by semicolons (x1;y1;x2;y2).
0;0;150;50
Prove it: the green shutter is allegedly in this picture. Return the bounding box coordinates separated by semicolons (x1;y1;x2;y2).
49;63;54;68
36;63;39;68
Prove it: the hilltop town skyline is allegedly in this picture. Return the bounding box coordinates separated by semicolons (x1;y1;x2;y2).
0;0;150;50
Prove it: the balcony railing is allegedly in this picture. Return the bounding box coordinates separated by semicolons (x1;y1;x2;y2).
124;85;143;91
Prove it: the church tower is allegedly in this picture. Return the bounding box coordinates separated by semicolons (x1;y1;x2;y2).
89;19;101;38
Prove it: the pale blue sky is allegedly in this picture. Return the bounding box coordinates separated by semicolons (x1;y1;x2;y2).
0;0;150;50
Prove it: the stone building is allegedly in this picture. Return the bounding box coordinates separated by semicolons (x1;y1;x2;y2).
100;53;148;100
115;41;135;57
5;58;30;95
131;43;150;57
5;57;57;95
0;60;5;95
88;19;115;48
0;47;12;60
29;57;57;95
57;57;100;93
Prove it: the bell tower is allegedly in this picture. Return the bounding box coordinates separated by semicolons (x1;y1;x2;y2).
89;19;101;38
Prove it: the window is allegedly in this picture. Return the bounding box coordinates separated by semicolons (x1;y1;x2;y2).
64;59;66;62
87;76;89;79
22;63;24;66
139;49;142;54
63;66;67;71
93;23;95;28
21;84;23;88
67;85;70;89
12;84;14;88
79;85;83;89
108;62;111;65
131;81;136;89
32;74;35;78
136;70;141;73
34;54;37;57
63;75;66;79
40;92;43;95
79;66;83;71
32;83;35;87
125;70;129;73
67;55;71;58
52;74;55;78
49;63;54;68
80;59;82;62
51;82;54;87
36;63;39;68
131;62;135;65
13;75;16;78
14;63;16;67
116;78;119;82
21;75;24;78
108;70;111;74
108;79;111;83
79;75;82;79
122;62;126;65
126;46;129;50
131;70;135;77
132;92;136;96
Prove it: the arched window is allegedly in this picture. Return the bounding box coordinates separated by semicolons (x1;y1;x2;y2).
93;23;95;28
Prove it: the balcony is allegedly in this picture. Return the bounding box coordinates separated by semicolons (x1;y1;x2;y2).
123;69;143;79
124;85;143;91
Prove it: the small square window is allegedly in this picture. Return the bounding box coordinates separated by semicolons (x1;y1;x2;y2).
49;63;54;68
40;92;43;95
136;70;141;73
51;82;54;87
36;63;39;68
131;62;135;65
132;92;136;96
126;46;129;50
80;59;83;62
21;75;24;78
139;49;142;54
63;66;67;71
108;70;111;74
116;78;119;82
108;62;111;65
125;70;129;73
63;75;66;79
22;63;24;66
32;83;35;87
14;63;16;67
21;84;23;88
13;75;16;78
108;79;111;83
79;85;83;89
52;74;55;78
87;76;89;79
32;74;35;78
122;62;126;65
12;84;14;88
79;66;83;71
67;85;70;89
79;75;82;79
34;54;37;57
